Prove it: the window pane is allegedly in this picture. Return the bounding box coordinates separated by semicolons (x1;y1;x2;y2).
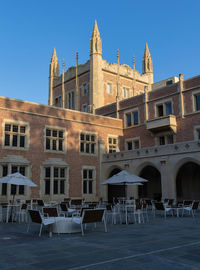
127;141;132;150
45;180;50;195
72;92;74;109
54;168;58;178
91;135;95;142
60;168;65;178
83;170;87;179
20;126;26;133
157;105;163;117
13;125;18;132
19;167;25;176
198;130;200;140
166;102;172;115
91;143;95;154
19;185;24;195
46;129;51;136
80;133;84;140
20;136;25;147
126;113;132;127
134;140;139;149
60;180;65;194
59;140;63;151
46;138;50;150
11;184;17;195
52;130;57;137
12;135;18;146
195;94;200;111
89;181;93;194
108;138;112;144
2;183;7;195
159;136;165;145
3;166;8;176
167;134;173;144
45;167;51;178
59;131;63;138
113;138;117;144
86;143;90;153
5;124;11;131
12;166;18;173
5;134;10;146
86;135;90;141
54;180;58;194
52;140;57;150
83;180;87;194
133;112;138;125
89;170;93;179
80;142;84;152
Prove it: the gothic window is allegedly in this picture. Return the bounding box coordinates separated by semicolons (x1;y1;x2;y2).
68;92;74;109
157;134;174;146
126;138;140;150
194;94;200;111
44;167;67;195
123;87;129;98
108;137;118;153
107;83;111;94
156;101;172;117
82;168;95;195
125;110;139;127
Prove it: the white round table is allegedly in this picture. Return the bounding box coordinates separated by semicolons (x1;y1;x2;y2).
52;217;81;234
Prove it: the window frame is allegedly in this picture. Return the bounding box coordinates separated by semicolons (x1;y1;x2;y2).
108;135;119;153
2;120;30;151
155;132;175;146
79;131;98;155
107;83;112;94
122;87;129;98
44;126;66;154
124;108;139;128
125;137;140;151
155;99;173;118
67;91;75;109
82;166;96;198
192;90;200;112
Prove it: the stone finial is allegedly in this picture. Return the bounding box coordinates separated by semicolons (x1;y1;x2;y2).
117;49;119;65
133;56;135;70
90;20;102;56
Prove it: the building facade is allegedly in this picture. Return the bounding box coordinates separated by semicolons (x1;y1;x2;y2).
0;21;200;203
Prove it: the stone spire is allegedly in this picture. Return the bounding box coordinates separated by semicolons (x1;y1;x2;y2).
49;48;59;106
90;20;102;56
62;59;65;108
142;43;153;74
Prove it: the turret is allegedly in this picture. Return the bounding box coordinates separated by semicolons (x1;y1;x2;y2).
48;48;59;106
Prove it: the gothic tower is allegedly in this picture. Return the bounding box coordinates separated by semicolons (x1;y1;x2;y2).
89;20;103;113
49;48;59;106
142;43;153;85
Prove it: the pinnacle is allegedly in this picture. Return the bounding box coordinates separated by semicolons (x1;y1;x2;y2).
51;48;58;62
92;20;100;37
144;43;151;57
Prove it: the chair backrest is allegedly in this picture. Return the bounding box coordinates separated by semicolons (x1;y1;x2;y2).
64;198;71;202
154;202;165;211
192;201;199;210
136;203;142;210
43;207;58;217
21;203;27;210
60;203;68;212
28;210;42;224
106;204;112;211
183;200;193;206
37;200;44;206
71;199;82;206
145;199;152;206
88;203;98;209
168;199;174;206
82;209;105;224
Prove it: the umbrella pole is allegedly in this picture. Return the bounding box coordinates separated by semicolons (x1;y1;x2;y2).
9;188;16;222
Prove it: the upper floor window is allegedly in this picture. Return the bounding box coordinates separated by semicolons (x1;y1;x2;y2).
108;137;118;153
126;139;140;150
83;84;87;96
4;123;28;149
55;96;62;107
107;83;111;94
80;132;97;154
125;111;139;127
194;94;200;111
68;92;74;109
82;104;88;113
123;87;129;98
156;102;172;117
158;134;174;146
44;166;67;195
45;127;65;152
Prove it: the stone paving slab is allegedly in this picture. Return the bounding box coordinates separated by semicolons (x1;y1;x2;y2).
0;213;200;269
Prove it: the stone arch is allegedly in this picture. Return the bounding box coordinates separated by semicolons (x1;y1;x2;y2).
105;165;123;180
138;165;162;201
176;161;200;200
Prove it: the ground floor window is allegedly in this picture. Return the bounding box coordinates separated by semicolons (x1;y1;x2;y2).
82;167;96;195
0;164;27;196
44;166;67;195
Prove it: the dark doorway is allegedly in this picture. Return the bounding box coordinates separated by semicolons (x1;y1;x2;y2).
107;168;124;203
176;162;200;200
138;166;162;201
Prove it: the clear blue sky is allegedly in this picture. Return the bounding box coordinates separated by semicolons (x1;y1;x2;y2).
0;0;199;105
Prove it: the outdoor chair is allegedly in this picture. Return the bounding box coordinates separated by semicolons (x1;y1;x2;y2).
182;201;199;217
154;202;173;219
60;203;69;216
106;204;121;224
134;203;145;224
27;209;56;237
72;208;107;236
183;200;193;206
70;199;83;208
16;203;28;223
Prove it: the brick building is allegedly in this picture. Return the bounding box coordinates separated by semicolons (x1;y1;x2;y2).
0;21;200;203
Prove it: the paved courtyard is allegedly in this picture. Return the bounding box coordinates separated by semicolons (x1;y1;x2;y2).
0;213;200;270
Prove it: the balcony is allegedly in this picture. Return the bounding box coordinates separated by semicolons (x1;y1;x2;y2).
146;115;177;133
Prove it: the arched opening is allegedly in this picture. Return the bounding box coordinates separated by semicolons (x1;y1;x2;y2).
107;168;123;203
138;166;162;201
176;162;200;200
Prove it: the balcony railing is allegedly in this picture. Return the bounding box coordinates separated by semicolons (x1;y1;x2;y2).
146;115;177;133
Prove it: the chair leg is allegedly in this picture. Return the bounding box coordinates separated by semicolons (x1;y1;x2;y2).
39;224;43;237
81;223;84;236
103;217;107;233
27;222;30;233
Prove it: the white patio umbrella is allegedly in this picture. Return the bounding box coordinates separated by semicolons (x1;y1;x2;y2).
101;170;148;185
0;172;37;187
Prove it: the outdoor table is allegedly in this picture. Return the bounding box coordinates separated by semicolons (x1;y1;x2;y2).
125;204;135;224
52;217;81;234
170;206;183;217
6;204;20;223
